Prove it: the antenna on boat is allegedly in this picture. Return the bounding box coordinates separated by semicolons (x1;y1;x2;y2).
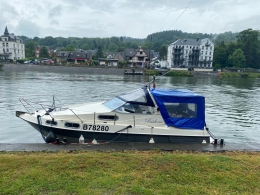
148;34;152;90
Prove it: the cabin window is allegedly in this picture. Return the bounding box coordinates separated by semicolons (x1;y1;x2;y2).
164;103;197;118
116;103;154;114
98;115;118;121
65;122;80;129
46;120;57;126
103;97;125;110
140;51;143;55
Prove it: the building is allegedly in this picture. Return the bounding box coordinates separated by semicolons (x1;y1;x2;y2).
98;58;118;66
34;46;52;58
167;38;214;68
67;51;92;63
56;51;70;62
0;26;25;61
56;50;95;63
114;48;157;67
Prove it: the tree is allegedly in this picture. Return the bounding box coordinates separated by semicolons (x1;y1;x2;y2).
159;45;167;60
213;45;228;68
228;49;246;68
39;36;57;47
108;42;119;52
96;45;103;59
25;41;37;58
39;47;49;58
64;45;75;51
236;29;260;68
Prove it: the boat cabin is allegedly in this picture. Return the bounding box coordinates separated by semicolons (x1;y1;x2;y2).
103;87;205;130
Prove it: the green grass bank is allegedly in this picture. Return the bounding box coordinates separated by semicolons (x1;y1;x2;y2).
219;72;260;78
0;151;259;194
145;69;191;77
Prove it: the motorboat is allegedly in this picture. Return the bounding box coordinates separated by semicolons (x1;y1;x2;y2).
16;85;216;144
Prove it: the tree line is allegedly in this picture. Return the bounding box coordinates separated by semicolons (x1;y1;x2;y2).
20;28;260;69
213;29;260;69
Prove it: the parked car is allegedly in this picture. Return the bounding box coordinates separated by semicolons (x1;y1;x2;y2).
41;58;48;63
46;59;54;64
33;60;39;65
23;61;30;64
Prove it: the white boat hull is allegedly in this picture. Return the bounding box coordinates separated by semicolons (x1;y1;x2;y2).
17;111;211;144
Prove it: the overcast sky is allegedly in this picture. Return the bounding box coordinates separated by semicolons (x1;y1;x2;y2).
1;0;260;39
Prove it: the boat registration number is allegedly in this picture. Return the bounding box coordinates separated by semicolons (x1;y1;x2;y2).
83;124;109;131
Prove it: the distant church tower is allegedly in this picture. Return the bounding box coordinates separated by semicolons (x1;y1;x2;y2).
4;26;10;36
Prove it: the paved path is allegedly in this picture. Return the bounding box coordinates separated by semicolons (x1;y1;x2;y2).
1;142;259;152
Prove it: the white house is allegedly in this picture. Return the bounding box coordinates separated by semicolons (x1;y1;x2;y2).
167;38;214;68
0;26;25;61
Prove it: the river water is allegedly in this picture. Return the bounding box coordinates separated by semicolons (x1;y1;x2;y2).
0;66;260;145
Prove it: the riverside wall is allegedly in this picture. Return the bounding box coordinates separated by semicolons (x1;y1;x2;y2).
1;63;130;75
1;63;219;77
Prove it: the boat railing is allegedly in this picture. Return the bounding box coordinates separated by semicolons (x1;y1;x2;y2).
19;95;65;115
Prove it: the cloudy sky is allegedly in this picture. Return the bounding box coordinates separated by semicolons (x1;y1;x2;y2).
1;0;260;38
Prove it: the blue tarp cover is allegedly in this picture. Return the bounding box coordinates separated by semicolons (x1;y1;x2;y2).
150;88;205;130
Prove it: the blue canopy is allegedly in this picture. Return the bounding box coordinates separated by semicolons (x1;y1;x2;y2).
150;88;205;130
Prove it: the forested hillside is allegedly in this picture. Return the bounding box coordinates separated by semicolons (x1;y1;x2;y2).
20;29;260;69
20;30;238;55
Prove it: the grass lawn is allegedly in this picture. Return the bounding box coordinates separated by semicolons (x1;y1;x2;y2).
0;151;259;195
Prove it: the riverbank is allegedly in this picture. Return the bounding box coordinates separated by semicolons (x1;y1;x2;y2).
1;63;216;77
1;63;127;75
1;142;260;152
0;150;259;194
4;63;260;78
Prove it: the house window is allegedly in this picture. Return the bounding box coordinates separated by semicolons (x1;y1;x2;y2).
6;48;9;52
210;52;211;55
140;52;143;55
202;46;204;49
210;46;212;50
201;51;203;55
6;43;8;47
205;52;207;55
2;43;4;47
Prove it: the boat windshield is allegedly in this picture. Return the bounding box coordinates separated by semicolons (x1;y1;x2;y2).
103;97;125;110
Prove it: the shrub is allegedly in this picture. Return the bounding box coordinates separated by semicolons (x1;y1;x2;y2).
16;59;25;64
